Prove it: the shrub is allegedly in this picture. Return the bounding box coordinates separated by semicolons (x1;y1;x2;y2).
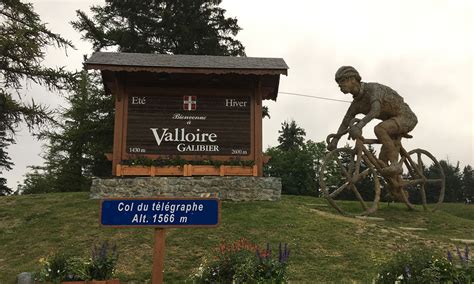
375;246;472;283
36;254;87;283
192;238;290;283
86;241;118;280
35;241;118;282
36;253;69;283
64;256;88;281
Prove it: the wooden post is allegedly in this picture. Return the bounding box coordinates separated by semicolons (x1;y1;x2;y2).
252;165;258;177
112;74;126;176
116;164;122;177
254;80;263;176
152;228;166;284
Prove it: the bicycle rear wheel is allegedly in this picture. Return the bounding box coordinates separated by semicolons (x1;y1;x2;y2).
319;147;381;215
400;148;445;210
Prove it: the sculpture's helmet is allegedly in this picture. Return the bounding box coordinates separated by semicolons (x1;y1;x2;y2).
335;66;361;83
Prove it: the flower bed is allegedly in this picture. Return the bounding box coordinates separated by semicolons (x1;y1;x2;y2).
116;164;257;177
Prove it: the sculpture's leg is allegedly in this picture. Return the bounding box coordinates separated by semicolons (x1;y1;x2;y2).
375;120;403;176
386;175;404;202
374;120;399;164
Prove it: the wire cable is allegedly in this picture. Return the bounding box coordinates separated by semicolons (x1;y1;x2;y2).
278;91;351;103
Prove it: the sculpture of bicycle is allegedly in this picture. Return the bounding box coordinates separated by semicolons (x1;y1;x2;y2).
319;119;445;216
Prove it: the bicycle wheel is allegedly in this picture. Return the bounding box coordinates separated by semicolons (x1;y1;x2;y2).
400;148;445;211
319;147;381;215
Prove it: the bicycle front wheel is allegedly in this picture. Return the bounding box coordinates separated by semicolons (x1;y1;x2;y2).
319;147;381;215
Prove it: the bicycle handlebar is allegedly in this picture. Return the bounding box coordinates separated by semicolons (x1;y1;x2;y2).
326;118;362;144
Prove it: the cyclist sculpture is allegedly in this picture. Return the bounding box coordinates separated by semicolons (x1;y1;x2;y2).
328;66;418;200
322;66;445;215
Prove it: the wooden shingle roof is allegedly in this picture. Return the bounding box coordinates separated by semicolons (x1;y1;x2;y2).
85;52;288;75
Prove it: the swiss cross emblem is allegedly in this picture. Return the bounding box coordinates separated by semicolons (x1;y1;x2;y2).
183;96;197;111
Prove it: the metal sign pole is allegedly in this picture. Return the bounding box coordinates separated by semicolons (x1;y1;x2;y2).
152;228;166;284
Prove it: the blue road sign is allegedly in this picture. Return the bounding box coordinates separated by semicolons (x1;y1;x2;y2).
100;198;220;228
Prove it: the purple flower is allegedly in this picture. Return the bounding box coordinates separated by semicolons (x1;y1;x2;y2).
456;246;465;263
280;243;290;263
447;250;453;263
278;242;282;262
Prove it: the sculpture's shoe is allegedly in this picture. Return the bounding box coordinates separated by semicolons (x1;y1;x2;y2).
380;163;403;176
389;187;409;203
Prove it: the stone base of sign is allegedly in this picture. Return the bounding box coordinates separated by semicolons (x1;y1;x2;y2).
90;176;282;201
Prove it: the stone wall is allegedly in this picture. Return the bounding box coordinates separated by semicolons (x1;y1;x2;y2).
90;176;282;201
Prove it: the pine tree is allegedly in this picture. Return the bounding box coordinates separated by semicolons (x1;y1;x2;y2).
23;0;247;193
461;165;474;200
0;132;13;195
0;0;73;192
20;71;114;194
277;120;306;151
71;0;245;56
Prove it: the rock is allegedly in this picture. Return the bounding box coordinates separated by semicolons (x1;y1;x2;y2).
306;203;328;207
450;238;474;244
398;227;428;231
17;272;34;284
355;216;385;221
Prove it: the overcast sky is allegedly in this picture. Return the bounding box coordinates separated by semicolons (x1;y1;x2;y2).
4;0;473;190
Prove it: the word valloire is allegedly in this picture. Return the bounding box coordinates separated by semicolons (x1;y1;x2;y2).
150;128;219;152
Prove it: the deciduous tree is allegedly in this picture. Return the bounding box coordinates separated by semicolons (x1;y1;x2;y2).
425;160;463;203
265;120;325;196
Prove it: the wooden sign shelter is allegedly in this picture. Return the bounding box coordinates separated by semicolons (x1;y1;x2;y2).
85;52;288;177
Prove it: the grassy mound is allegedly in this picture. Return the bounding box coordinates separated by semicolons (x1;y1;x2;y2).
0;192;473;282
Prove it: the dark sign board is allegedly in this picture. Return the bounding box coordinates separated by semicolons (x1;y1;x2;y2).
126;93;251;156
100;198;220;228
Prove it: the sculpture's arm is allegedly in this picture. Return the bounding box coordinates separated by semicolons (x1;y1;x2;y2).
355;100;381;129
326;106;356;150
336;112;355;136
331;104;356;140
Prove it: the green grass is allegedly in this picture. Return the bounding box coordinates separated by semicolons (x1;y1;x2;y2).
1;192;473;283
